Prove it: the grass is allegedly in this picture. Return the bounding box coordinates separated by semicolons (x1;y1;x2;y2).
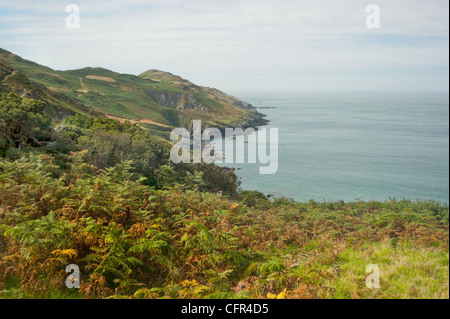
330;241;449;298
1;49;447;300
1;47;263;135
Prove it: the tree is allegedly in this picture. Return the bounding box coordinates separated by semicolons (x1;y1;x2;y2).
0;92;50;153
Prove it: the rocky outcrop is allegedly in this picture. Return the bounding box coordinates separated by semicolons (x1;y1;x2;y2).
233;100;255;110
145;90;210;112
239;109;269;129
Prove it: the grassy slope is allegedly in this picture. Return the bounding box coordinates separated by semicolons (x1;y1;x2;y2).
0;162;448;299
0;102;447;299
0;48;257;132
0;57;95;119
0;50;447;300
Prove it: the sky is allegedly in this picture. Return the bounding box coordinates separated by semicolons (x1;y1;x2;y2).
0;0;448;92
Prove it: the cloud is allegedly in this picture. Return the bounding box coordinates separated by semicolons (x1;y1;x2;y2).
0;0;448;91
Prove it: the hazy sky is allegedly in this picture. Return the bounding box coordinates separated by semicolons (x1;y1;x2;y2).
0;0;448;92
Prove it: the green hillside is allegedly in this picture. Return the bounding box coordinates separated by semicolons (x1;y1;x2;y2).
0;48;448;300
0;55;96;119
0;91;448;299
0;48;267;135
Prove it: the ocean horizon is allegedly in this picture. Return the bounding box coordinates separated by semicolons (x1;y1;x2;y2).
217;91;449;204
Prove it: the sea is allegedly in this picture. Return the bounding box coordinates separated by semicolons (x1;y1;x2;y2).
215;92;449;204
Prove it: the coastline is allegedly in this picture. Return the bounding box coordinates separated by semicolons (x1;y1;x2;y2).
240;108;269;130
217;91;449;204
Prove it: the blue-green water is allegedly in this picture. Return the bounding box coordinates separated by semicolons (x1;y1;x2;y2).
217;92;449;203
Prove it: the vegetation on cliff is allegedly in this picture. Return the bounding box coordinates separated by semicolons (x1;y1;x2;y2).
0;48;267;138
0;92;448;299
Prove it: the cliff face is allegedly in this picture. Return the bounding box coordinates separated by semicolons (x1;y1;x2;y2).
145;91;211;112
0;48;267;133
241;109;269;128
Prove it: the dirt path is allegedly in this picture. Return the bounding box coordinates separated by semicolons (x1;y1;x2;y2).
139;118;171;128
79;77;88;93
3;70;17;81
104;114;171;128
